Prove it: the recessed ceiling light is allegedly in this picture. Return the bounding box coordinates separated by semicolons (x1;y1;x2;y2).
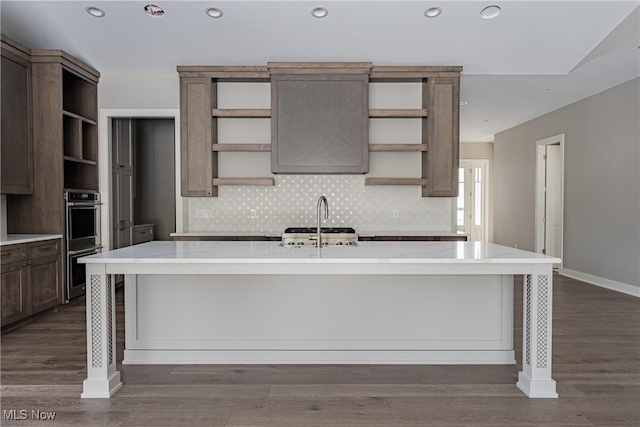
311;7;329;18
424;7;442;18
480;5;501;19
205;7;223;18
459;101;469;106
483;119;490;122
144;4;164;17
85;6;105;18
542;88;550;93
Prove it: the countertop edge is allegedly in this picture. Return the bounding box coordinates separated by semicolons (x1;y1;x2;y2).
0;234;64;246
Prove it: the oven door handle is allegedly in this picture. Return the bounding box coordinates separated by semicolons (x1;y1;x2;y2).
67;201;103;207
68;246;103;256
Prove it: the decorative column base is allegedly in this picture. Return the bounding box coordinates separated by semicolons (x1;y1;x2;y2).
81;372;123;398
517;372;558;398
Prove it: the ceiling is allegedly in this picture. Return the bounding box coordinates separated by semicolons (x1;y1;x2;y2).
2;1;639;142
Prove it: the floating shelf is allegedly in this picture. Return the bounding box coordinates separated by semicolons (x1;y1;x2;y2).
212;178;275;186
212;109;271;118
369;144;427;152
63;156;97;165
369;109;427;118
365;178;427;186
62;110;97;125
212;144;271;152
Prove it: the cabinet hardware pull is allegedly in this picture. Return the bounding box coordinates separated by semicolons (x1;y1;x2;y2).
38;246;51;252
1;252;10;257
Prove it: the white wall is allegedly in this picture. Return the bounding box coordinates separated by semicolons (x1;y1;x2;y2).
494;77;640;290
99;74;179;109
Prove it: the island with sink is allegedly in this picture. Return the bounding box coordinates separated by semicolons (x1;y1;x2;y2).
80;240;559;400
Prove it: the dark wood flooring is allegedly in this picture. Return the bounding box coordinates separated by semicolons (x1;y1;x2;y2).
1;274;639;426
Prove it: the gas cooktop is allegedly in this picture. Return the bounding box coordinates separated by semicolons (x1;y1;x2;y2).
281;227;358;246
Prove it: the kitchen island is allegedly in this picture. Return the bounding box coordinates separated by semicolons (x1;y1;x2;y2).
80;241;559;399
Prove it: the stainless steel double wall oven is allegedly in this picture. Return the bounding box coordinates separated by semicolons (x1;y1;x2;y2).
64;190;102;301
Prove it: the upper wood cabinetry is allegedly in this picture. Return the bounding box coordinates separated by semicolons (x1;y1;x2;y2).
1;35;33;195
423;77;460;197
180;77;214;197
112;118;134;171
177;63;461;197
269;63;370;174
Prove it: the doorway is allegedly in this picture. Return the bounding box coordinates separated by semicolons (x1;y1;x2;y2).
457;160;489;242
98;109;182;251
110;118;176;248
535;134;564;268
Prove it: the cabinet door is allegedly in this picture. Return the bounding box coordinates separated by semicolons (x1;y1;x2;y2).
271;74;369;174
28;254;60;313
112;169;133;248
1;262;27;326
112;118;133;171
424;77;459;197
1;50;33;194
180;77;213;197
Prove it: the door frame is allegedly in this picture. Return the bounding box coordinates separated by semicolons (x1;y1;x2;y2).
535;133;564;270
99;109;184;251
459;159;489;242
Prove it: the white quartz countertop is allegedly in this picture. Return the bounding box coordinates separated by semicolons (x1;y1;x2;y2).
81;241;560;264
0;234;63;246
170;230;467;238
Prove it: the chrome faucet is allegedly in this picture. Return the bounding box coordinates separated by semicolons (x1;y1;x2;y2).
315;196;329;247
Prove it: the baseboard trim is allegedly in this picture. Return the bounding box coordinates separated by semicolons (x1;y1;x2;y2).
123;349;516;365
560;268;640;298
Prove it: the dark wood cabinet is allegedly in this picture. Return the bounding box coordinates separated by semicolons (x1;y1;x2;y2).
1;261;28;325
424;77;460;197
112;118;134;171
180;77;214;197
1;239;62;327
1;35;33;195
112;168;133;249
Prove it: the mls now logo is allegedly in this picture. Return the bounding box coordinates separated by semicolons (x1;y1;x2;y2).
3;409;56;420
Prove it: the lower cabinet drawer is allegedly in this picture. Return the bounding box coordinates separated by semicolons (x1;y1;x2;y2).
133;225;154;245
1;244;26;265
28;240;60;259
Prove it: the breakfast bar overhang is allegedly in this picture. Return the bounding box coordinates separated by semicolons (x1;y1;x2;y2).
80;241;560;399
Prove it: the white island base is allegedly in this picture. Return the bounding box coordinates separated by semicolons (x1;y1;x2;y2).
80;241;559;399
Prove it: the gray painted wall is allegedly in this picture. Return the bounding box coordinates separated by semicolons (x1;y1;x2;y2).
494;77;640;288
134;119;176;241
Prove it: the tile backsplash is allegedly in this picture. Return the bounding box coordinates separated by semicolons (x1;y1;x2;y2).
188;176;453;231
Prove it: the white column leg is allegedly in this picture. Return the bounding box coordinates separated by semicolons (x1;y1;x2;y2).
81;264;122;398
516;264;557;398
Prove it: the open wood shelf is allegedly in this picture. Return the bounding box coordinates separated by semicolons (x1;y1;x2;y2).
212;178;275;186
369;144;427;152
369;109;427;118
62;110;97;125
211;109;271;118
63;156;97;165
212;144;271;152
365;178;427;186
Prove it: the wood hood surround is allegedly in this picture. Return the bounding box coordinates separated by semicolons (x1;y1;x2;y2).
177;62;461;197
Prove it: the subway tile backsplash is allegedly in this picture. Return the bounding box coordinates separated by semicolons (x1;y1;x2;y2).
188;176;453;231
